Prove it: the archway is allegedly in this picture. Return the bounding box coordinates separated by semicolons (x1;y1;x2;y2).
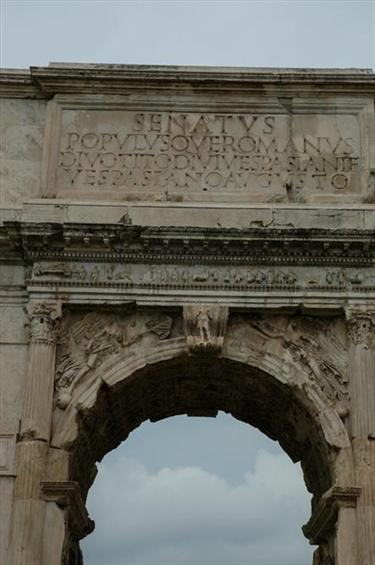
82;412;314;565
45;309;353;565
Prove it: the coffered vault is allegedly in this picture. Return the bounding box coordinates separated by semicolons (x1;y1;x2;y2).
0;64;374;565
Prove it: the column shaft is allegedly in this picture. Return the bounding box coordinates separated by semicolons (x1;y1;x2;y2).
347;309;375;565
9;302;61;565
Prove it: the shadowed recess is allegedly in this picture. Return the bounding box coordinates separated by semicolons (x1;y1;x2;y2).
69;355;332;507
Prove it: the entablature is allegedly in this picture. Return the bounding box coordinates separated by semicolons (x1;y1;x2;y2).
1;220;374;267
1;216;374;310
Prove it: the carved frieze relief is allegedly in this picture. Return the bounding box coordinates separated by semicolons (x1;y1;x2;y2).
30;262;375;294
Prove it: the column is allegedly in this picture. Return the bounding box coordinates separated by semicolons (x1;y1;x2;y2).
9;301;61;565
346;308;375;565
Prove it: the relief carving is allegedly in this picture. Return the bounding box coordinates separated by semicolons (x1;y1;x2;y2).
145;315;173;340
30;261;374;293
361;169;375;203
184;304;229;354
33;263;73;278
325;270;347;287
248;315;349;405
55;311;173;408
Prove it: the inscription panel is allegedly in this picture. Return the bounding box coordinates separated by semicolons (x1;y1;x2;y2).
44;97;373;203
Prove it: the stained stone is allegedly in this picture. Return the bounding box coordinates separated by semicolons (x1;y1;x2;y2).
0;64;374;565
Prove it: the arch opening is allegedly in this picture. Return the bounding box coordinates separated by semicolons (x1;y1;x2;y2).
82;412;314;565
55;352;340;565
70;356;333;501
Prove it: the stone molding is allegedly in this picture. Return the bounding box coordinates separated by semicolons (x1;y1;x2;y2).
1;65;374;99
2;222;374;266
2;221;374;309
41;481;94;539
303;486;361;544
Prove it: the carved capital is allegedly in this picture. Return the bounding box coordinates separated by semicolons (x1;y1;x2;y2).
26;301;62;344
183;304;229;354
362;169;375;203
346;309;375;349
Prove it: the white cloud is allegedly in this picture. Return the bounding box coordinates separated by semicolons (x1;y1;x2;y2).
82;449;313;565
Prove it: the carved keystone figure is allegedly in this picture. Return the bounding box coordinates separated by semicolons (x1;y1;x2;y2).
196;308;212;342
184;304;229;353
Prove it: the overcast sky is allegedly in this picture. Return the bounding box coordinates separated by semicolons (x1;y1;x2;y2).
1;0;374;69
1;2;374;565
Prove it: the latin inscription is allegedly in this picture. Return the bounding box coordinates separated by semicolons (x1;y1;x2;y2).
57;110;361;199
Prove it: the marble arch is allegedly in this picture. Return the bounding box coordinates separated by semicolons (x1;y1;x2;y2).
46;308;353;564
0;65;374;565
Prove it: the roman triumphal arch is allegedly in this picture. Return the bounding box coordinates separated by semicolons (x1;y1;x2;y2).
0;65;374;565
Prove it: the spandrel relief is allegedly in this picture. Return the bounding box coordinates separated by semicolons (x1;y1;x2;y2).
229;315;349;407
55;310;174;409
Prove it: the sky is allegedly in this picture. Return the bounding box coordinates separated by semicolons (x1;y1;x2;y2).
1;1;374;565
0;1;374;69
82;414;312;565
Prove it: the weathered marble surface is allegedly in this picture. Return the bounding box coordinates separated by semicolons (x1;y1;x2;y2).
0;64;374;565
0;99;46;209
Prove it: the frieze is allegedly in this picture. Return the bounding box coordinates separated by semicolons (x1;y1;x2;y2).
30;262;375;294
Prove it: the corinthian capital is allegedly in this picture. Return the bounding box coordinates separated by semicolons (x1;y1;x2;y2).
346;308;375;349
26;301;62;344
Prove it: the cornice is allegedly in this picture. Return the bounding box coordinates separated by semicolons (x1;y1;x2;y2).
0;69;43;99
1;65;374;99
303;486;361;543
41;481;94;539
1;221;374;267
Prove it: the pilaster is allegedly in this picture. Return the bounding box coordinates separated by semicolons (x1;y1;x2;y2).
9;301;61;565
346;308;375;565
